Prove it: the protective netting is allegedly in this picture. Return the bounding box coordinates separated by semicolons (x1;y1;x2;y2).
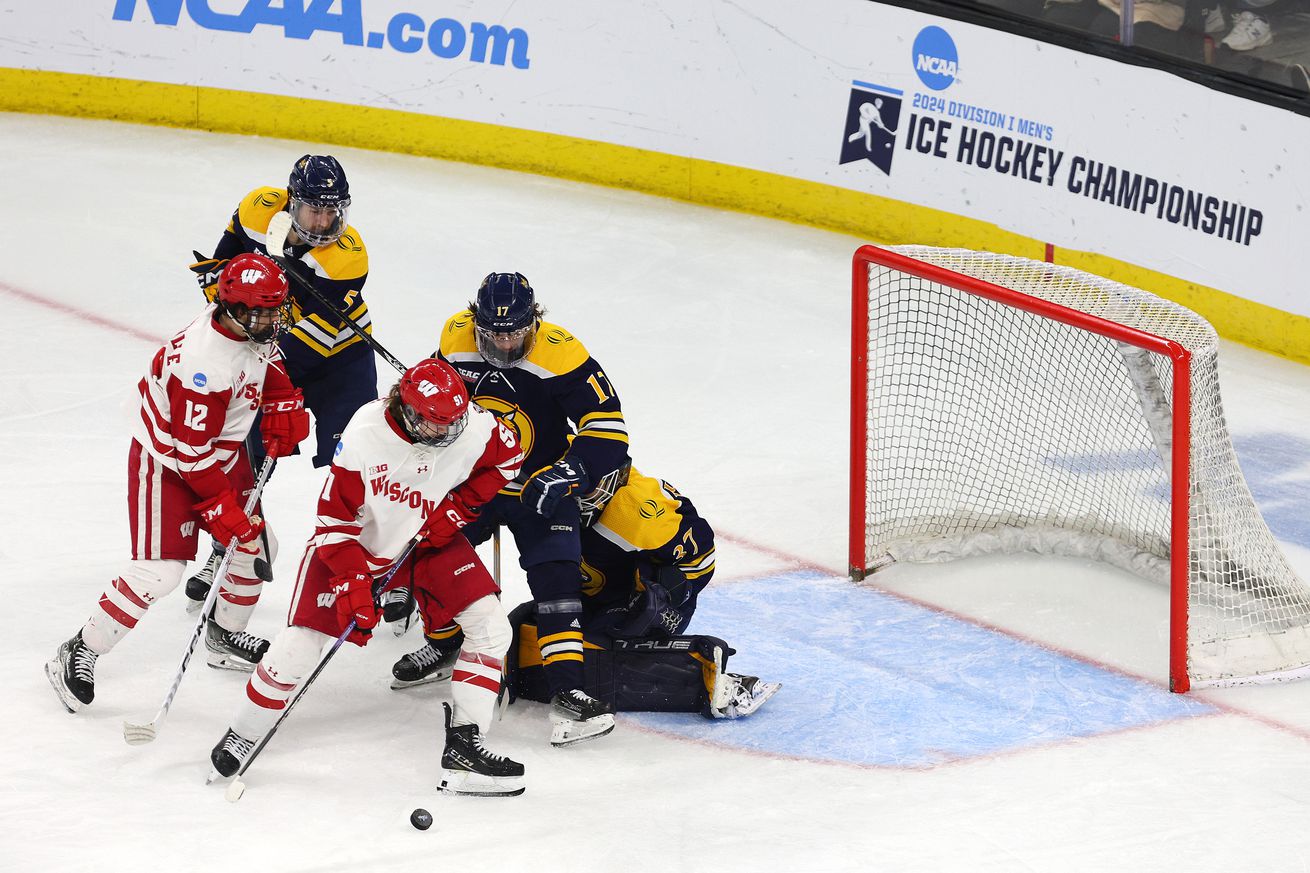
858;246;1310;687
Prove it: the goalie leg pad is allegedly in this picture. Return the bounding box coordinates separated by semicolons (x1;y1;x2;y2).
507;606;737;714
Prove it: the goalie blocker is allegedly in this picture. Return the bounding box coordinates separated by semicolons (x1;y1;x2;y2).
504;602;778;720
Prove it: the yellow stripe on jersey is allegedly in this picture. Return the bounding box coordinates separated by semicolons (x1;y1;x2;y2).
577;410;629;444
594;468;684;552
681;547;716;580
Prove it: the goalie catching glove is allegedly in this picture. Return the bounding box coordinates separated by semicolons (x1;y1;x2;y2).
521;457;589;518
189;251;230;304
259;387;310;459
332;572;378;646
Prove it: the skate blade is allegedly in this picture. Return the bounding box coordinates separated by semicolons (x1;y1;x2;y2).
44;659;83;714
389;668;453;691
734;681;783;718
438;769;525;797
550;714;615;748
206;652;258;673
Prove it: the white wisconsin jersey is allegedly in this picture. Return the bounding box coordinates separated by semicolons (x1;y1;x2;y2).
312;399;503;571
130;305;278;477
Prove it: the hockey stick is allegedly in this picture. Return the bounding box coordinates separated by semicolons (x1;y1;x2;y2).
263;211;408;375
123;454;277;745
221;535;422;802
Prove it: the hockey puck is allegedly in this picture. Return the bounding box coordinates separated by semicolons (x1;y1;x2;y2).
410;808;432;831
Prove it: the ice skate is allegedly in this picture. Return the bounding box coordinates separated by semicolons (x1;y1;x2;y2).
390;640;460;690
705;673;781;720
205;619;269;672
438;703;525;796
380;588;415;636
183;549;222;614
209;727;255;779
549;688;615;747
45;631;98;713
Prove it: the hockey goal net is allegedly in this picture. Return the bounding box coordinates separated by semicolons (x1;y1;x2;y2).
850;244;1310;691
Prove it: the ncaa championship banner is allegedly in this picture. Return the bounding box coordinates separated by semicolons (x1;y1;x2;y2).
2;0;1307;320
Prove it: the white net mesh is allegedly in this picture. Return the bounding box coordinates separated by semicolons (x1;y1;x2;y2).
858;246;1310;687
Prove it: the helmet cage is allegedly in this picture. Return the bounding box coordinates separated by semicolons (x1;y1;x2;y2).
224;300;290;346
474;322;539;369
400;401;468;447
288;196;350;248
579;461;632;526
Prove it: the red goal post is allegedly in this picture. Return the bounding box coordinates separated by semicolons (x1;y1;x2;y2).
849;244;1310;692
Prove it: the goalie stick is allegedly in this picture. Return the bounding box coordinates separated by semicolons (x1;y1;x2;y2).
122;453;277;746
262;210;408;376
217;535;422;802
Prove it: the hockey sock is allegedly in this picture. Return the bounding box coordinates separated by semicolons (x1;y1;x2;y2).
213;572;264;633
451;652;503;732
232;626;323;739
82;560;185;654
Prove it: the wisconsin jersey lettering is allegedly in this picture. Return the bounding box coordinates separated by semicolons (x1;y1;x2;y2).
305;399;522;578
435;311;628;485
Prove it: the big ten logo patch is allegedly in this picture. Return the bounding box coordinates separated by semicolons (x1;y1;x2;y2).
839;82;903;176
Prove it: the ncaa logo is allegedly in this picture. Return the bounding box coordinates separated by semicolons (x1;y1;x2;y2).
912;26;958;91
193;372;207;388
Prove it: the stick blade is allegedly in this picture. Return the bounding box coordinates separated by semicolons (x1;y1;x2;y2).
224;778;246;803
122;720;159;745
265;211;292;259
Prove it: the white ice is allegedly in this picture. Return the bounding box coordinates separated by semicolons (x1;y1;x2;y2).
4;113;1310;872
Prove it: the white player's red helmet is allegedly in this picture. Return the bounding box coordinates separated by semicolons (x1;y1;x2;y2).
217;253;290;344
397;358;470;447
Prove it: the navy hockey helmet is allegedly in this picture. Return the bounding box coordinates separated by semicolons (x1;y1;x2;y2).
287;155;351;247
471;272;542;368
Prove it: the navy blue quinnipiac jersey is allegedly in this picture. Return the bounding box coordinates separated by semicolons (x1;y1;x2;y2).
434;310;628;488
211;186;372;368
580;469;716;620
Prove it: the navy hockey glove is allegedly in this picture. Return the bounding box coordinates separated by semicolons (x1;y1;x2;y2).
521;458;589;518
189;251;229;304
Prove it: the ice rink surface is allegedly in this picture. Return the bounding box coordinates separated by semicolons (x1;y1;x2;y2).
3;113;1310;872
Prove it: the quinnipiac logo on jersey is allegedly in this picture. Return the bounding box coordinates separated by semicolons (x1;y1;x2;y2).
839;81;902;176
913;26;958;91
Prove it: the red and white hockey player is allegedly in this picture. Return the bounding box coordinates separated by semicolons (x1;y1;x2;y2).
45;253;310;713
209;358;528;796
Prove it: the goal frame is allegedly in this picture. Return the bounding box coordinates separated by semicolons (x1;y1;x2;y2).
849;244;1196;692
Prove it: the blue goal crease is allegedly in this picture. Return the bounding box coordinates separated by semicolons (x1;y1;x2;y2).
627;573;1215;767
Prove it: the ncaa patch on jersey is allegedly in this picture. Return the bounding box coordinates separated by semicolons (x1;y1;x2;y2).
193;372;208;388
334;440;344;456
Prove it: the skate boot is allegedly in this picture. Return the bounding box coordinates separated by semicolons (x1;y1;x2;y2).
45;631;99;713
438;703;525;796
205;619;269;672
549;688;615;747
390;639;460;690
184;549;223;614
209;727;256;779
381;588;415;636
704;673;782;720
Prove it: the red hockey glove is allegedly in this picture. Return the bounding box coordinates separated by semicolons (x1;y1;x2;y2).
260;388;310;459
332;572;378;646
423;493;478;550
195;490;263;546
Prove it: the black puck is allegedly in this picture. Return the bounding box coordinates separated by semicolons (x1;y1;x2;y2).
410;808;433;831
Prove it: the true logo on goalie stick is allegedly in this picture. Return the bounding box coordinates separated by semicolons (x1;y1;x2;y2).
839;82;902;177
